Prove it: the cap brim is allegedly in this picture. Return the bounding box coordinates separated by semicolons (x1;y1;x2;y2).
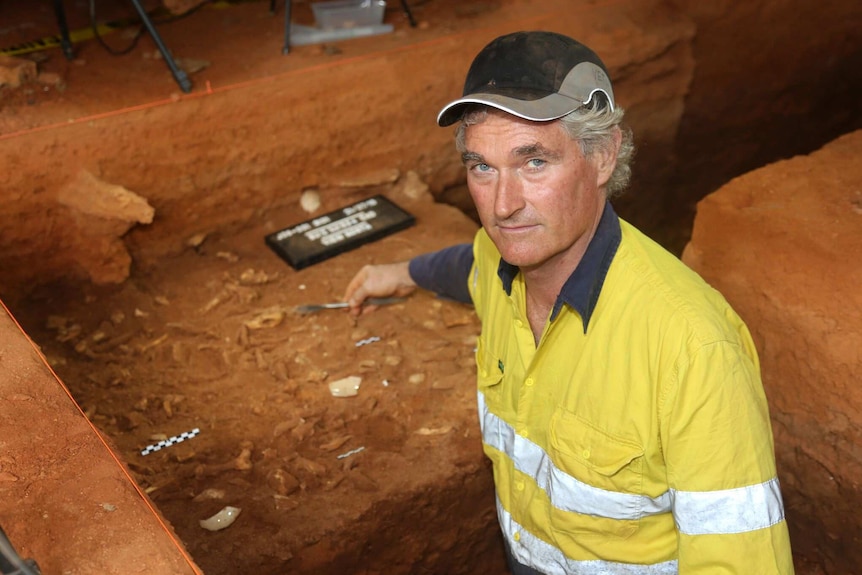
437;91;587;127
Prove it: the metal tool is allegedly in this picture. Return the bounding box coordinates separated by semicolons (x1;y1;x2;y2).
0;526;41;575
294;297;405;314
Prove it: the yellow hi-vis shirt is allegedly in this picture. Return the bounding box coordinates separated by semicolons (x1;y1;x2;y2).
468;205;794;574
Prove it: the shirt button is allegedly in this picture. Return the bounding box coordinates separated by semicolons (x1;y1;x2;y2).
513;531;521;542
525;377;534;387
516;481;525;491
520;429;529;439
515;319;524;328
582;449;591;459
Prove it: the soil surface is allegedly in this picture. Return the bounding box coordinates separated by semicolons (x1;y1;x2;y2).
10;186;501;574
4;175;515;575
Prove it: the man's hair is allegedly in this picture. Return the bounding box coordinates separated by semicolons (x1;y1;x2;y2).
453;100;635;198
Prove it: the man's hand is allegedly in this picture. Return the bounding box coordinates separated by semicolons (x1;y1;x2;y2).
343;262;417;316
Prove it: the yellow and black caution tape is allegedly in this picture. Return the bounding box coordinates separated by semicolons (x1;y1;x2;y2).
0;0;264;57
1;20;132;57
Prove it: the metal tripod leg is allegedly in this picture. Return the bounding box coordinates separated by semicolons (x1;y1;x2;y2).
400;0;416;27
128;0;192;93
53;0;75;60
282;0;292;54
270;0;291;54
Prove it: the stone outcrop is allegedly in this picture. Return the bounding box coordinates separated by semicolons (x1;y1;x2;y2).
57;169;155;284
682;130;862;573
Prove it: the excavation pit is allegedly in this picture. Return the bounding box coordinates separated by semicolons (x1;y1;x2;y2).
1;0;860;573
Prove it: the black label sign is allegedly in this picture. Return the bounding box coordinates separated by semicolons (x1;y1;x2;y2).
265;195;416;270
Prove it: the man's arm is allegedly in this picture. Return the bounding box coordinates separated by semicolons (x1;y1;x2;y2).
408;243;474;304
343;243;474;315
665;341;794;573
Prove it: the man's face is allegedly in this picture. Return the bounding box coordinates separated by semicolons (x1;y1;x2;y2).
463;110;612;273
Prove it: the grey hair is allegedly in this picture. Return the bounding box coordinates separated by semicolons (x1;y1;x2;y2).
453;100;635;198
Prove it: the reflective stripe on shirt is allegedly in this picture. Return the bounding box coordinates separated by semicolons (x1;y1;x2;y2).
479;392;672;521
672;477;786;535
480;391;785;534
498;498;679;575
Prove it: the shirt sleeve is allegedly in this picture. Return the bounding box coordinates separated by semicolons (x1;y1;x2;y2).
408;243;474;304
663;340;795;574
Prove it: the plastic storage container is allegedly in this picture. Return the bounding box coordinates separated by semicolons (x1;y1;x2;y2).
312;0;387;29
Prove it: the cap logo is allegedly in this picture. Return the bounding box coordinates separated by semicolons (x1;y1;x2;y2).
595;69;607;85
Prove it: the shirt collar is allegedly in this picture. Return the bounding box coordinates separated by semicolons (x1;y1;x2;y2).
496;200;622;333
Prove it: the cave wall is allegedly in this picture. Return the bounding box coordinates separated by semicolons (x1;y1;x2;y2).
683;130;862;574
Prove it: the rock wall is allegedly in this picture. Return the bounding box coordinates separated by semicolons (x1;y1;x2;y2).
682;130;862;573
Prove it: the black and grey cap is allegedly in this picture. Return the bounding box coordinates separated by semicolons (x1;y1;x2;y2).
437;31;615;127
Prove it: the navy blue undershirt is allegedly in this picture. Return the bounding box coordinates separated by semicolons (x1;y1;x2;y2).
408;201;622;332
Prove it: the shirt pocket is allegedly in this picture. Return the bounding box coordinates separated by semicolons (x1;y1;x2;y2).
549;408;645;536
475;337;503;406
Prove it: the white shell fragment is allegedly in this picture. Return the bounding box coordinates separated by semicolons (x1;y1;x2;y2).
300;189;321;213
199;506;241;531
329;376;362;398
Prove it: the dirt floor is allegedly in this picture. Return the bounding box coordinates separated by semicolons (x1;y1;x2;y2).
8;186;504;574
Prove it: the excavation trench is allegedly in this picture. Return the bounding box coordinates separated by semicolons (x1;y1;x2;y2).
1;0;860;573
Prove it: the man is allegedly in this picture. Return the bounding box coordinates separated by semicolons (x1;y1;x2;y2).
343;31;794;574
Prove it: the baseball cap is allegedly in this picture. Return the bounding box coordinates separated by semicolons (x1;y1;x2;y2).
437;31;615;127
